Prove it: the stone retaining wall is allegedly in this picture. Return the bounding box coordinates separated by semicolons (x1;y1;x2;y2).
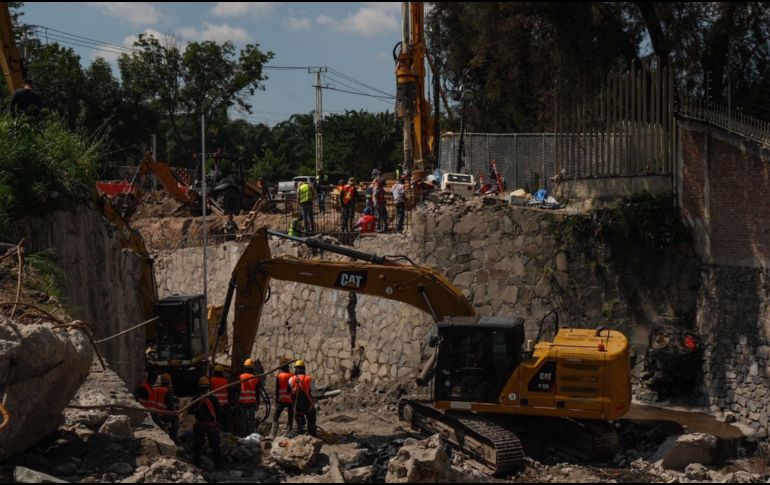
154;199;700;390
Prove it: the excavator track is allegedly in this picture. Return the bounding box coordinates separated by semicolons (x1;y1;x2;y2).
398;399;525;476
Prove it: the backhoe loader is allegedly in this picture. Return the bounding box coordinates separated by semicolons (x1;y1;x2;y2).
149;228;631;474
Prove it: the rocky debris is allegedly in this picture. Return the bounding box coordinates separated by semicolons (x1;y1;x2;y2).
13;467;69;483
322;442;367;468
99;415;133;439
219;432;262;464
344;466;375;483
270;435;324;471
685;463;709;481
0;317;93;459
120;457;205;483
723;471;763;483
651;433;718;470
385;434;468;483
105;462;134;475
66;362;148;428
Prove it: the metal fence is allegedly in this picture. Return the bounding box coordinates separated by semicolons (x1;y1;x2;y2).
554;60;676;178
679;98;770;148
282;193;416;243
439;133;557;192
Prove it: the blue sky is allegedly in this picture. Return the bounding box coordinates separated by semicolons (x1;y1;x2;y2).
21;2;404;125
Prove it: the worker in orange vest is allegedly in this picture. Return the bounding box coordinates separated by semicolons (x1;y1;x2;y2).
189;376;223;469
271;362;295;437
289;360;317;436
238;358;260;436
133;371;157;411
152;373;179;443
210;365;230;432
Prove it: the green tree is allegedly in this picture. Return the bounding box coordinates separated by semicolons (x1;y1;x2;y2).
118;34;274;152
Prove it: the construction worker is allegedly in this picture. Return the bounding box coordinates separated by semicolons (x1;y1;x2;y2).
133;372;157;411
392;177;406;233
288;212;302;237
271;362;295;437
10;78;42;117
224;213;238;241
210;365;231;432
340;178;357;232
317;169;328;214
238;358;260;437
152;373;180;443
355;207;377;235
289;360;317;437
297;180;315;234
189;377;223;469
373;179;389;232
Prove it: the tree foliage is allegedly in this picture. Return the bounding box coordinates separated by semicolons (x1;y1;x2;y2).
429;2;770;131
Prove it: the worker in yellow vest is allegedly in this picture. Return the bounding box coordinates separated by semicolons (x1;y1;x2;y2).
152;373;179;443
238;358;260;436
297;181;315;233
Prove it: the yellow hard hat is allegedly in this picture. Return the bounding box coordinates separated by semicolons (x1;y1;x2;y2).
295;360;305;368
244;358;254;367
160;373;172;385
214;365;225;373
198;376;210;387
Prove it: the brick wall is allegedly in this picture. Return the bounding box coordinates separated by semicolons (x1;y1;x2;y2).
679;119;770;268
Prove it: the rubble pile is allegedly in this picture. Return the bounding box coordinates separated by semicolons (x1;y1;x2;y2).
0;316;93;459
121;457;206;483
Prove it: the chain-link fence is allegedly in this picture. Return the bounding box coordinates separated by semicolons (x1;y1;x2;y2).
439;133;557;192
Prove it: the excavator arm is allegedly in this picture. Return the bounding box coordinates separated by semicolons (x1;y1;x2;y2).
138;153;197;207
223;228;474;371
0;2;23;94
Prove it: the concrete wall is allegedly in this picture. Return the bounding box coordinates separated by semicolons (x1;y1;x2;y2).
25;205;147;387
153;200;700;390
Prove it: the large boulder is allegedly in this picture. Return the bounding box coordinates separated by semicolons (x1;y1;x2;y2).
99;415;133;439
651;433;718;470
386;434;465;483
0;317;93;459
270;435;324;471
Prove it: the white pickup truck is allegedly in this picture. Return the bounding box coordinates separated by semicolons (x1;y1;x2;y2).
277;176;317;198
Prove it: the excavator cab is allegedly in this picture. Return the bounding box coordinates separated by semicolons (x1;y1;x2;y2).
434;317;525;404
153;295;209;365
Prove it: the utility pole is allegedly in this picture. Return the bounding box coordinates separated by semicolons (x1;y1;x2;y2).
310;67;328;175
200;114;209;348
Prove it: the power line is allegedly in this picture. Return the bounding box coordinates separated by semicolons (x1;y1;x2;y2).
325;72;394;100
34;33;132;57
322;86;394;106
327;67;394;98
30;25;138;53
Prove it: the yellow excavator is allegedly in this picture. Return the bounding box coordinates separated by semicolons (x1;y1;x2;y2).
149;228;631;473
1;1;24;95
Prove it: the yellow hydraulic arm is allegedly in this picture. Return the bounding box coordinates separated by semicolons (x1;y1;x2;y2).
220;228;474;372
395;1;435;177
0;2;23;94
138;153;197;207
